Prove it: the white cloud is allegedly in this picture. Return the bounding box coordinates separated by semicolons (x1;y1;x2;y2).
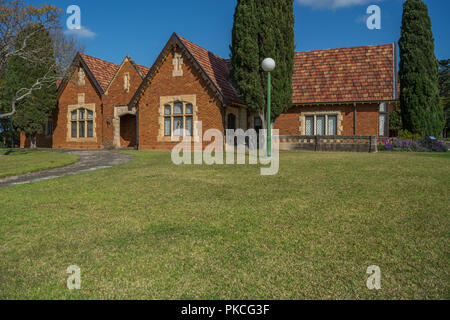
65;26;97;39
296;0;380;10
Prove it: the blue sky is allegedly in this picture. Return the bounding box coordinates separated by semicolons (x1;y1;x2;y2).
29;0;449;67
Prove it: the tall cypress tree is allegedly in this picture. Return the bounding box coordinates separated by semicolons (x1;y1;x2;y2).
231;0;294;126
399;0;444;137
2;23;57;148
438;59;449;137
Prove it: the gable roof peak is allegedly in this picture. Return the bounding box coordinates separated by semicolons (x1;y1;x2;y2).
175;33;240;104
79;53;120;92
130;32;241;108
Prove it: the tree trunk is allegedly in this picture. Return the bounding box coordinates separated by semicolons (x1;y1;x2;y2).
259;111;266;130
30;135;37;149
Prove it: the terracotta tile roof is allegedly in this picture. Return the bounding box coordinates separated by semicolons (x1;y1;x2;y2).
80;54;120;92
177;35;395;105
136;64;150;78
178;35;241;103
293;44;395;104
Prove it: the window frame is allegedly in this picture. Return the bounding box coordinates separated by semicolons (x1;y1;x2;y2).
227;113;237;130
303;113;341;136
305;116;315;135
327;115;337;136
316;115;326;136
163;101;194;138
159;95;197;142
67;105;96;141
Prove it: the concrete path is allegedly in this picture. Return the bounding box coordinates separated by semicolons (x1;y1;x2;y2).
0;150;134;188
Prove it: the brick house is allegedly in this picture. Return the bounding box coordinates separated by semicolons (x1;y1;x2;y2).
21;33;398;150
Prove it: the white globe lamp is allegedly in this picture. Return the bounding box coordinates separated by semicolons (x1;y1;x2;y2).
261;58;276;72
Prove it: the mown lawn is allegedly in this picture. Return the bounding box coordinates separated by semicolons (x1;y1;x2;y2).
0;150;79;178
0;151;448;299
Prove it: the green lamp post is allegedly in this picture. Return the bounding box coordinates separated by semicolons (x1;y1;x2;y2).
261;58;276;157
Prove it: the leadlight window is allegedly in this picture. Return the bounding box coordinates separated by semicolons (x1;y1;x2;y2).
316;116;325;136
305;114;339;136
328;115;337;136
71;108;94;138
163;102;193;137
305;116;314;135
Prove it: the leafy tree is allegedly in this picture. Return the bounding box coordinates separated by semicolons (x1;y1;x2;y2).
230;0;295;127
399;0;444;137
389;101;402;133
2;24;56;148
0;117;19;148
438;59;449;137
0;1;82;120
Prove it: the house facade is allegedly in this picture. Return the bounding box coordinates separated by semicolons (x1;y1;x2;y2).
20;33;398;150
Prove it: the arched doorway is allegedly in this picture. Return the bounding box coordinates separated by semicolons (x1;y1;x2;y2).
113;106;137;149
119;114;136;148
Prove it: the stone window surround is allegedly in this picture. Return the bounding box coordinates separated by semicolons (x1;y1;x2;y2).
299;111;343;136
158;95;198;142
66;93;97;142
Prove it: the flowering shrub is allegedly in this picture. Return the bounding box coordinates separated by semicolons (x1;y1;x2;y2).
378;137;448;152
417;137;448;152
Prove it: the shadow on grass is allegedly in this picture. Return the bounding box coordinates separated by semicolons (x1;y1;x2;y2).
0;149;32;156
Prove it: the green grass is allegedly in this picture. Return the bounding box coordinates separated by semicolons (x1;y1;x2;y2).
0;150;79;178
0;151;448;299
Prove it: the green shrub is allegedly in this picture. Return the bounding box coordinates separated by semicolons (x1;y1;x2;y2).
398;129;421;141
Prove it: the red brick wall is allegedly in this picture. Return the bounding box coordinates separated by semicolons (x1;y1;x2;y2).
274;106;302;136
102;59;144;147
45;54;385;150
53;66;103;149
355;103;379;136
274;103;380;136
137;49;224;150
20;131;52;148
